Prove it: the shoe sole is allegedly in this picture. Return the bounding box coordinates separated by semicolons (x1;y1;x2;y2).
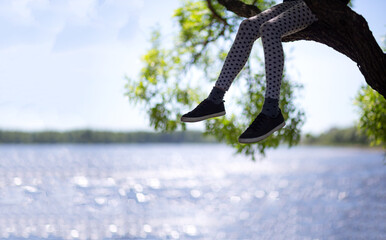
238;121;286;144
180;111;226;123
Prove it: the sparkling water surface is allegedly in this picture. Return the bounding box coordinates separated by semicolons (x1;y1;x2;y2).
0;144;385;240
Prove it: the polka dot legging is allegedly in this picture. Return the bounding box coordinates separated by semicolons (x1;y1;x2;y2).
215;0;317;100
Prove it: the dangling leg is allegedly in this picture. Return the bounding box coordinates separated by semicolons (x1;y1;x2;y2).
239;0;317;143
213;1;300;93
260;0;317;118
181;1;299;123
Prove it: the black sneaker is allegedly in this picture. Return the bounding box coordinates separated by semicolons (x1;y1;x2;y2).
238;110;285;143
181;99;226;122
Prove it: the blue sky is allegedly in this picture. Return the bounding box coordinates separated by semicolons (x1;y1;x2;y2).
0;0;384;134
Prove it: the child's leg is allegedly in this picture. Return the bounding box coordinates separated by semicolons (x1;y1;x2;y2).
181;1;315;124
260;1;317;117
213;1;300;93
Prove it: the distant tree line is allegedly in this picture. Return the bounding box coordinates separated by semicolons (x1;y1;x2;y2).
302;127;372;146
0;130;216;144
0;127;377;147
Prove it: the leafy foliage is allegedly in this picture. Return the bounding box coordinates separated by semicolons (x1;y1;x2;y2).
303;126;369;146
0;130;215;144
355;86;386;148
126;0;304;160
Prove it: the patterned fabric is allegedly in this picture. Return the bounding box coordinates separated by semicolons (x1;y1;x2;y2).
214;0;317;100
262;97;280;117
207;87;225;104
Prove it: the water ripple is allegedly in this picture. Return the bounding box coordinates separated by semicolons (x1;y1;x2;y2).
0;144;384;240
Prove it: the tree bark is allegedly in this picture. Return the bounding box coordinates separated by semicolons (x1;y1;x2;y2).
217;0;386;98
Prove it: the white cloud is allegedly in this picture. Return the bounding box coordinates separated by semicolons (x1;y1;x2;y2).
0;0;49;25
0;0;144;49
51;0;143;51
66;0;97;24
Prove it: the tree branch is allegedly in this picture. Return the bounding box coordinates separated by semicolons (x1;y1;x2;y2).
206;0;229;25
287;0;386;98
217;0;261;17
192;23;227;63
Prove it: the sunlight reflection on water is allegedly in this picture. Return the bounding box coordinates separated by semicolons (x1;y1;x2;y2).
0;144;384;240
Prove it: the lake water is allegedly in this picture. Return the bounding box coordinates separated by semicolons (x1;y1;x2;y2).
0;144;384;240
